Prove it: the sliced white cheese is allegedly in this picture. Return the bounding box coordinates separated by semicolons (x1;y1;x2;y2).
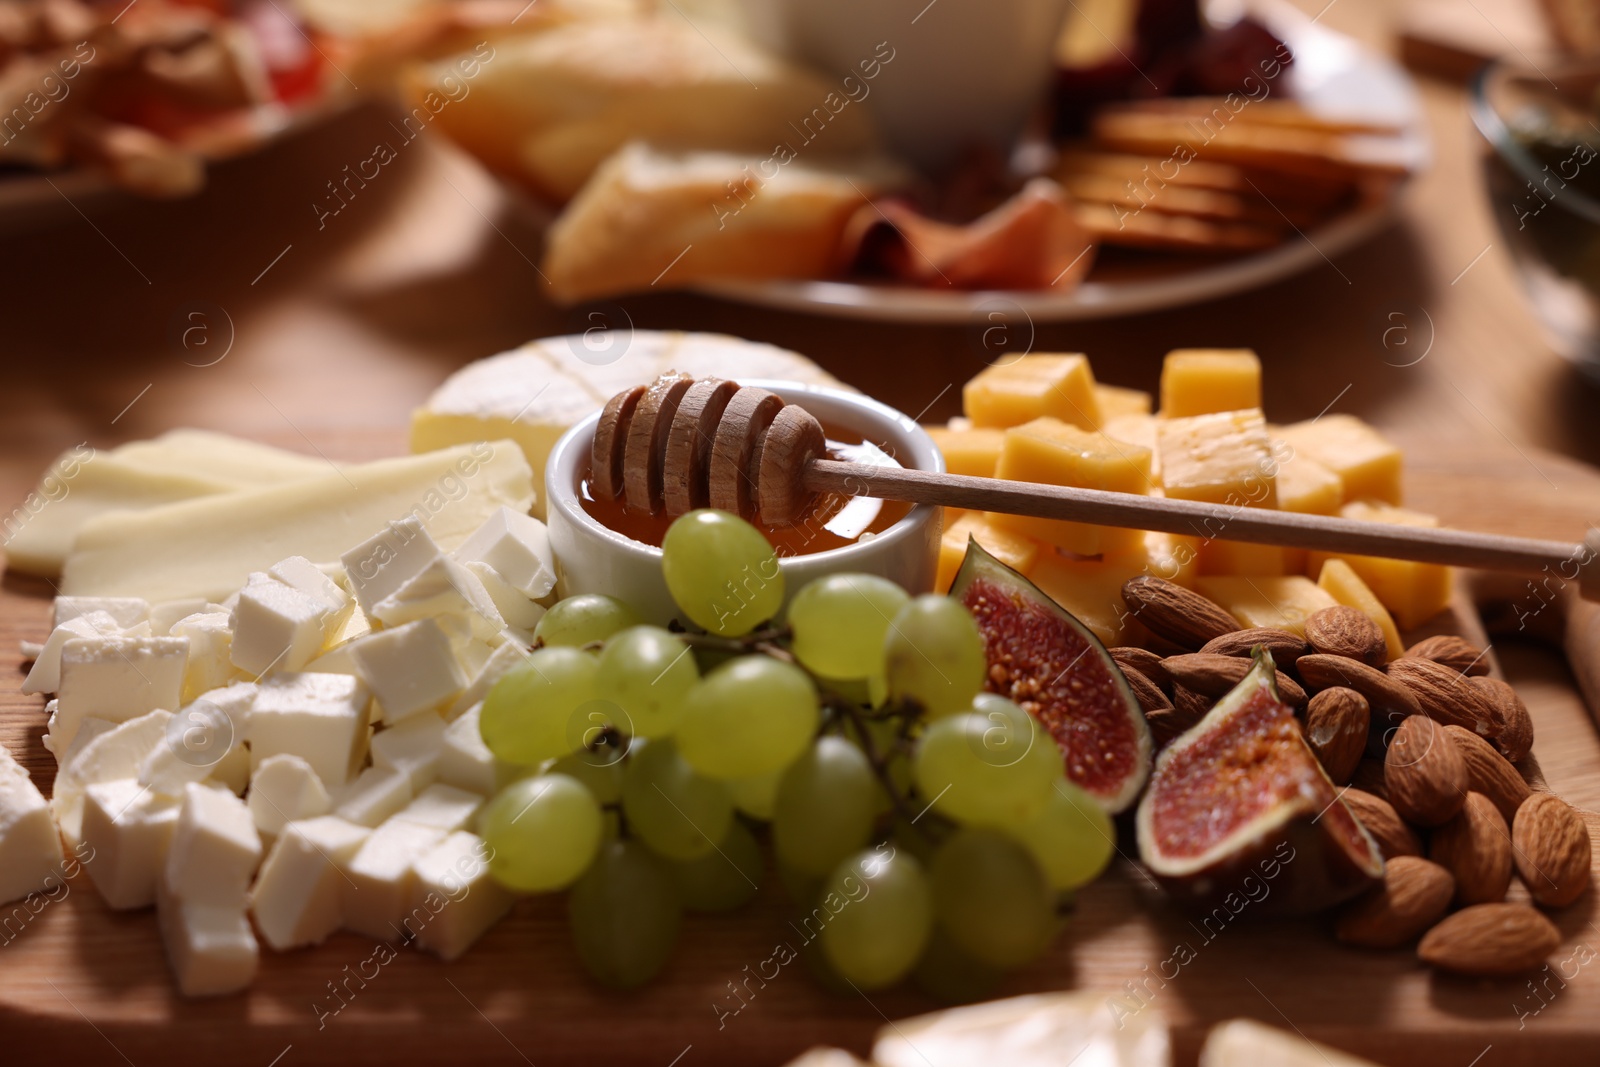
113;430;327;486
0;747;66;906
370;711;448;790
248;753;333;839
348;619;465;725
165;782;262;906
80;778;181;910
409;831;514;960
61;441;535;603
251;814;371;950
1200;1019;1381;1067
248;673;371;790
339;817;448;941
872;993;1171;1067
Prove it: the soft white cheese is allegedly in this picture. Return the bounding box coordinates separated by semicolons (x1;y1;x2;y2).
338;817;448;941
80;778;180;910
370;554;505;640
408;831;513;960
370;712;447;790
340;516;445;615
0;748;67;906
229;575;330;677
22;610;123;695
51;709;173;846
268;555;354;630
247;673;371;790
55;635;188;749
139;683;253;798
157;880;259;997
449;640;528;719
462;560;546;630
438;702;526;797
250;815;370;950
454;506;557;599
333;766;414;828
169;611;237;702
165;782;262;907
348;619;465;725
53;596;150;630
393;783;482;834
149;598;211;636
113;429;328;486
248;753;333;839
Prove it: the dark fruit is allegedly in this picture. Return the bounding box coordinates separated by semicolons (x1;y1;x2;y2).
1137;650;1385;914
953;541;1151;813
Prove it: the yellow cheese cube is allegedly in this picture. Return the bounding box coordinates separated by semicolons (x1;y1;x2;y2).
1194;575;1338;637
991;418;1150;556
1316;558;1405;661
1157;409;1277;508
936;513;1040;593
1276;414;1402;505
1159;349;1262;418
1103;414;1162;480
1145;532;1200;588
1306;501;1452;629
1196;540;1291;577
927;427;1006;479
1093;383;1153;420
1029;547;1152;647
1274;448;1343;516
963;354;1102;430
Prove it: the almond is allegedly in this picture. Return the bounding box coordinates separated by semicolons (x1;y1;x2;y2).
1304;606;1388;667
1161;653;1307;706
1430;792;1513;905
1171;684;1212;726
1143;707;1187;749
1110;646;1170;692
1340;787;1422;859
1512;793;1593;907
1336;856;1455;947
1471;676;1534;763
1404;634;1491;676
1198;627;1309;663
1418;903;1561;976
1304;688;1369;785
1443;724;1530;824
1122;664;1173;714
1120;576;1241;650
1385;715;1468;827
1297;654;1422;722
1383;658;1502;736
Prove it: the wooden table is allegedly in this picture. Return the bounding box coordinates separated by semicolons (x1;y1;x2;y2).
4;1;1600;1063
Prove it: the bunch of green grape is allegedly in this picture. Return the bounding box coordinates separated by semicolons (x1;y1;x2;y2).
476;509;1116;997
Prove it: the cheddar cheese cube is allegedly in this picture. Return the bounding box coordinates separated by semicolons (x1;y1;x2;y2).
927;427;1006;479
1146;532;1199;588
963;355;1101;430
1276;414;1402;505
1307;501;1452;629
1159;349;1262;418
1195;540;1291;577
1316;558;1404;661
1102;414;1161;480
1029;547;1152;647
1093;383;1153;420
1157;409;1277;508
936;514;1040;593
991;418;1150;555
1274;449;1343;516
1194;575;1338;637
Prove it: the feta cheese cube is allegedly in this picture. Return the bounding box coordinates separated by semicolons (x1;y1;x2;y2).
268;555;354;625
53;596;150;630
340;517;445;615
348;619;464;724
165;783;261;906
208;744;251;796
438;703;526;796
248;754;332;838
80;779;180;909
55;635;188;741
149;598;210;636
454;506;557;599
248;673;371;790
229;577;329;677
333;766;414;828
370;555;505;640
338;818;448;941
449;640;528;719
157;882;259;997
370;712;447;790
250;815;370;950
44;705;109;763
0;750;66;906
51;709;172;846
22;609;122;694
394;783;482;833
170;611;236;702
139;688;250;797
408;831;513;960
463;560;546;630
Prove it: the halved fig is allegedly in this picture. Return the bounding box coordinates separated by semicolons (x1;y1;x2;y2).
1137;649;1385;914
952;539;1152;813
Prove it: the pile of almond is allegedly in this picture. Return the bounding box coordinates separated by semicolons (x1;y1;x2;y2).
1115;576;1594;978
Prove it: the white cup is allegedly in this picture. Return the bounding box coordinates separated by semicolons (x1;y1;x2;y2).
544;381;944;625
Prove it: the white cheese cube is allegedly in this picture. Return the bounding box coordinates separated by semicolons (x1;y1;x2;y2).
51;709;172;846
157;882;259;997
229;578;329;677
454;637;497;687
55;635;188;743
463;560;546;630
370;712;447;790
208;745;251;796
136;685;252;799
438;703;526;796
333;766;414;828
304;643;360;678
348;619;464;724
0;751;66;906
454;506;557;599
80;779;180;909
22;610;123;694
408;831;513;960
449;640;528;719
170;611;236;702
341;517;445;615
150;598;210;636
370;554;505;639
166;783;262;906
54;596;151;630
248;754;332;838
251;815;370;950
269;555;354;624
394;783;482;833
248;673;371;790
338;818;448;941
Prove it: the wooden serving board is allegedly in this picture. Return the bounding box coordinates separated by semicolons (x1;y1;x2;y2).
2;435;1599;1067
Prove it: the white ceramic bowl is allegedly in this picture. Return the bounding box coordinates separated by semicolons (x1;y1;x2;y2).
545;381;944;625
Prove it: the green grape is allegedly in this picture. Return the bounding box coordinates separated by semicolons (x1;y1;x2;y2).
549;748;625;805
727;768;783;820
621;736;733;861
911;700;1058;827
1004;780;1116;891
479;647;598;764
661;509;783;636
534;594;641;647
670;819;762;913
912;926;1003;1005
882;595;987;717
675;656;818;780
817;845;933;990
773;736;878;877
595;626;699;739
929;827;1055;969
480;773;603;892
789;573;911;679
568;839;682;989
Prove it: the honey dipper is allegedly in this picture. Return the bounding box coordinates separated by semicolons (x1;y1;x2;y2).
591;376;1600;597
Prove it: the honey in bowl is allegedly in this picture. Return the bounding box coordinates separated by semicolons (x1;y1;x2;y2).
581;421;912;554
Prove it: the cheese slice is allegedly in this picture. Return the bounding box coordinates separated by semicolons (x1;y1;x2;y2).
410;331;845;517
873;992;1170;1067
111;430;329;486
61;442;535;603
